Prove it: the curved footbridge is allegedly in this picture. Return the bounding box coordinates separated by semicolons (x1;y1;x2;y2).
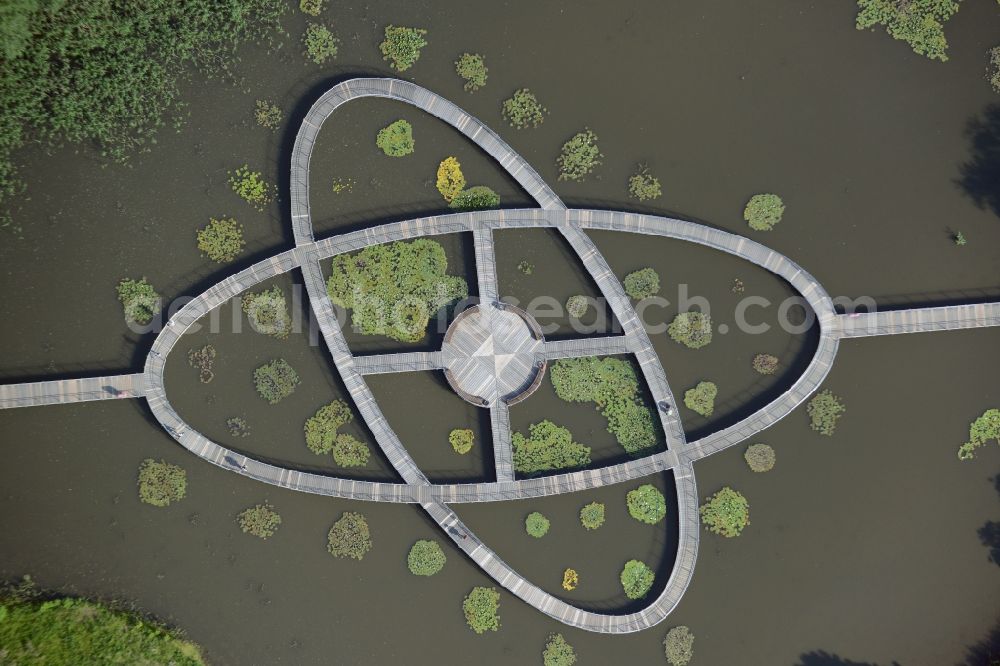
2;78;1000;633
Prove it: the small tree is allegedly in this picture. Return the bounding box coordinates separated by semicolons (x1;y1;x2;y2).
517;260;534;275
807;389;846;436
137;459;186;507
450;185;500;211
663;626;695;666
116;278;160;326
253;359;300;404
455;53;488;91
303;23;338;64
407;539;446;576
238;501;282;539
449;428;474;454
543;633;577;666
627;484;666;525
379;25;427;71
436;156;465;202
668;311;713;349
620;559;654;599
566;295;589;318
623;267;660;299
376;119;414;157
254;99;282;130
512;420;591;474
197;217;244;263
463;586;500;634
628;165;662;201
561;569;579;592
557;129;602;181
299;0;324;15
228;165;275;211
752;353;779;375
954;231;968;246
502;88;546;128
525;511;550;538
957;408;1000;461
327;511;372;560
699;486;750;537
743;193;785;231
684;381;717;417
242;286;291;339
579;501;605;530
332;433;370;468
744;443;776;472
304;400;353;454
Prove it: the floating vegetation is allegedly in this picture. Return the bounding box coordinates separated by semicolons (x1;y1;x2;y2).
196;217;244;263
379;25;428;71
242;286;291;339
327;511;372;560
237;501;282;539
683;381;717;417
807;389;846;436
449;428;474;454
137;459;187;507
502;88;546;128
744;443;776;472
628;165;662;201
743;193;784;231
455;52;488;92
254;99;282;130
752;353;779;375
226;417;251;438
699;486;750;537
525;511;550;538
253;359;299;404
407;539;446;576
187;345;216;383
332;177;355;194
556;129;602;182
579;501;605;530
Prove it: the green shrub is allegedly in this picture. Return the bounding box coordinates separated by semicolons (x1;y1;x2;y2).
626;484;667;525
683;381;717;417
623;267;660;299
663;626;695;666
579;501;606;530
620;559;654;599
667;311;713;349
550;356;657;455
566;295;589;318
436;156;465;202
299;0;324;15
303;22;338;64
332;433;370;467
327;239;468;343
455;52;488;91
376;119;414;156
327;511;372;560
807;389;846;436
954;230;968;246
0;0;286;231
543;633;577;666
237;501;282;539
502;88;547;128
699;486;750;537
187;345;216;384
137;459;187;507
450;185;500;211
517;260;534;275
197;217;244;263
379;25;427;71
254;99;282;130
743;193;785;231
958;408;1000;461
228;165;275;211
557;129;602;181
462;586;500;634
744;443;776;472
856;0;958;61
407;539;446;576
752;353;779;375
512;420;591;475
449;428;474;454
525;511;550;538
628;166;662;201
242;286;291;339
253;359;300;404
116;278;160;326
304;400;353;454
0;594;205;664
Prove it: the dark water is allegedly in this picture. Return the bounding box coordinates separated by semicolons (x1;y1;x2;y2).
2;1;1000;664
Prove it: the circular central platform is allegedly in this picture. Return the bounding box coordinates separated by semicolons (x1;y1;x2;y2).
441;303;545;407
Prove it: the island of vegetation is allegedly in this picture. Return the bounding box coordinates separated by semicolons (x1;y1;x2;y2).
242;286;291;339
376;119;415;157
502;88;546;128
331;434;370;468
187;345;216;384
255;99;282;130
620;559;655;599
957;408;1000;461
197;217;245;263
327;511;372;560
668;311;713;349
326;239;468;343
0;579;205;665
663;625;695;666
628;166;662;201
512;420;591;475
807;389;846;436
455;53;488;92
407;539;447;576
303;22;338;65
227;416;250;438
229;165;275;211
237;501;282;539
579;501;605;530
462;586;500;634
744;443;776;473
305;400;354;455
436;156;465;202
525;511;551;538
627;484;667;525
450;185;500;211
253;359;300;404
137;459;187;507
743;193;785;232
299;0;325;16
543;633;578;666
449;428;475;454
623;267;660;300
557;129;602;181
550;356;657;455
855;0;957;62
700;487;750;538
752;353;779;375
561;569;579;592
117;278;160;327
683;381;718;417
379;25;428;72
566;295;589;318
